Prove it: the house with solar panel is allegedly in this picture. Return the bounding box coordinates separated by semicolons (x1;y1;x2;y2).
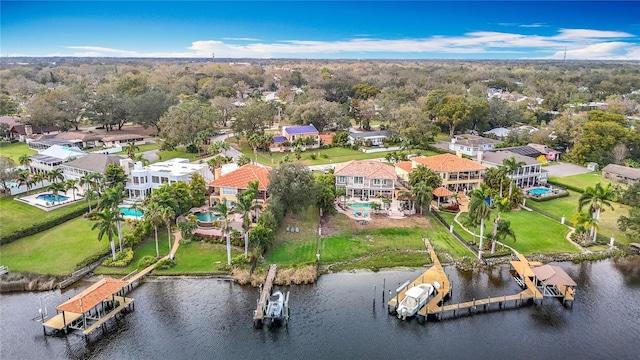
29;145;87;176
270;124;320;152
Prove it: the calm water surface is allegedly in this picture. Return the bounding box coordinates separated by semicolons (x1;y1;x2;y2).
1;257;639;360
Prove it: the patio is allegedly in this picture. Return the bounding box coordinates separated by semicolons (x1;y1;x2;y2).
16;190;83;212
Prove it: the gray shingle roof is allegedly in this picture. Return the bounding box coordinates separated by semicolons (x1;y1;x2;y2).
62;153;123;174
602;164;640;180
481;151;539;166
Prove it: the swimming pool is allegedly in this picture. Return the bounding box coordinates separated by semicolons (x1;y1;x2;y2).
195;211;221;222
349;202;373;210
36;193;69;202
120;207;143;217
529;187;551;196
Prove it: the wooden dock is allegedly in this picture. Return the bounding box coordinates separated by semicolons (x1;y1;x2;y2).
253;264;277;326
81;296;134;335
388;240;576;322
387;238;450;317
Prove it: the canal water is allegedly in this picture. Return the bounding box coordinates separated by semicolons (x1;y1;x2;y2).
1;257;639;360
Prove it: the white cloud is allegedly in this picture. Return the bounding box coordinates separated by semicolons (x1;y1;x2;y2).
35;28;640;60
221;37;261;41
519;23;547;28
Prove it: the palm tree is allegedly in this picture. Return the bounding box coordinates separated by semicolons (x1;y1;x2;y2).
412;182;433;214
237;154;251;167
211;198;233;265
572;211;599;244
234;191;261;258
65;179;78;201
159;205;176;252
578;183;615;242
491;219;516;251
79;173;93;194
502;156;526;198
85;188;97;213
207;154;228;177
33;172;45;189
468;187;492;258
490;196;511;254
48;182;67;204
91;208;123;261
247;133;261;155
144;203;165;258
48;169;64;184
133;154;150;166
16;170;32;194
100;184;125;252
123;142;140;160
207;140;221;155
462;213;480;244
18;153;31;168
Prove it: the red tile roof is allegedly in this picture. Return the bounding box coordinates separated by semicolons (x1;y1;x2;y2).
432;186;454;197
56;278;128;314
209;163;272;190
412;154;486;172
334;160;396;179
395;161;413;173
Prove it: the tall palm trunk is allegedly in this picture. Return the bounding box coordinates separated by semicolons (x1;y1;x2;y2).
117;220;123;252
593;209;601;242
244;231;249;258
226;231;232;265
167;224;172;251
154;226;160;258
491;213;501;254
478;218;485;259
109;237;117;261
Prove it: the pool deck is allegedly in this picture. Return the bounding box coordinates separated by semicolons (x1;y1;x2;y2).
15;192;84;212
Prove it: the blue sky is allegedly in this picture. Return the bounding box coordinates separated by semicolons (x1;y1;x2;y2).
2;1;639;60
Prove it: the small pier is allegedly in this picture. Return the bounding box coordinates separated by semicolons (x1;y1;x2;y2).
388;239;577;322
253;264;278;328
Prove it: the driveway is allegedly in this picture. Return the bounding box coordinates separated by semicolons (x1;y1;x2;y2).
544;162;590;177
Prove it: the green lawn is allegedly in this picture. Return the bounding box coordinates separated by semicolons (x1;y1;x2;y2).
235;144;429;167
456;210;578;255
549;172;616;191
156;147;201;163
437;211;479;245
156;241;239;275
526;191;631;245
264;206;320;266
0;217;109;275
0;197;89;240
115;142;159;155
0;142;36;163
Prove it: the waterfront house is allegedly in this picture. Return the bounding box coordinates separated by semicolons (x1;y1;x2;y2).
61;153;123;181
123;158;213;200
334;160;396;199
208;163;272;207
396;153;487;192
29;145;87;175
477;150;547;188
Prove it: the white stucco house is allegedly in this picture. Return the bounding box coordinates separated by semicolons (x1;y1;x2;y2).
123;158;213;199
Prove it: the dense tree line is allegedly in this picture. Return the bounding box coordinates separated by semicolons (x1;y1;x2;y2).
1;59;639;165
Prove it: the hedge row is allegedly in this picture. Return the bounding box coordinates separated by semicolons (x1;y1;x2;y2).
0;203;90;245
547;179;584;193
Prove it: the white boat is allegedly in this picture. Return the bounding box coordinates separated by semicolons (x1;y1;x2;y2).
397;283;435;320
265;291;287;325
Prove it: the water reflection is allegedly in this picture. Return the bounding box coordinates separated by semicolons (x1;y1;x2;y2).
1;258;639;359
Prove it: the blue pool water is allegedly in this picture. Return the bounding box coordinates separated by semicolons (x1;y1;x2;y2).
529;187;551;195
120;207;143;217
36;193;69;202
349;202;373;210
195;211;220;222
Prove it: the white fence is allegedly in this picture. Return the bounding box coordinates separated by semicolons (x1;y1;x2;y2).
360;146;401;154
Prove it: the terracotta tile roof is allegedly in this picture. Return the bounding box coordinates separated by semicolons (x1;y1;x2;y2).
209;163;272;190
395;161;413;173
432;186;454;197
412;154;487;172
334;160;396;179
56;278;128;314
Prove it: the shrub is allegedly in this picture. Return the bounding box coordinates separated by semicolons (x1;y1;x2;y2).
75;248;111;270
156;258;176;270
231;254;250;265
137;255;157;269
322;153;330;159
546;180;583;193
185;144;198;153
102;248;134;267
527;192;570;202
309;153;317;160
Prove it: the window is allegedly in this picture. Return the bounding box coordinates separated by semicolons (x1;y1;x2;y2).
373;179;387;186
152;176;160;183
161;177;169;183
337;176;346;184
354;176;364;185
222;187;237;195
